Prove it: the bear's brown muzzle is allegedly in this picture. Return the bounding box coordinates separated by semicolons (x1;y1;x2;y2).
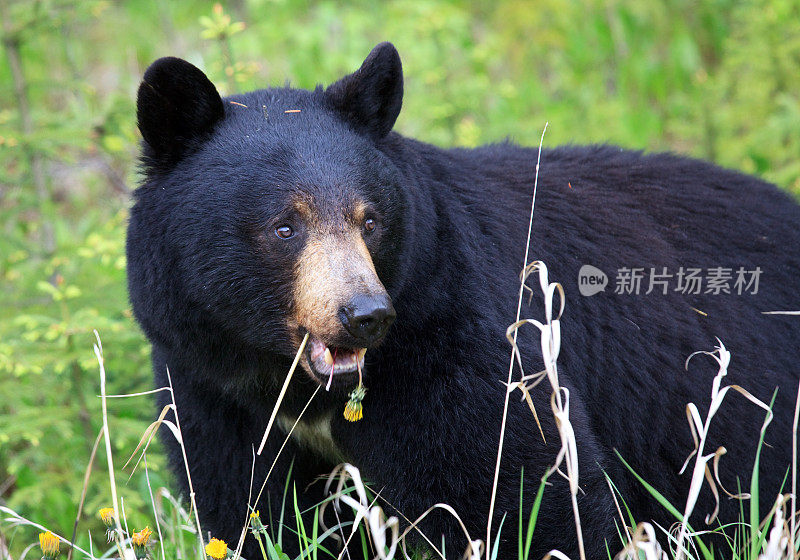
293;230;390;334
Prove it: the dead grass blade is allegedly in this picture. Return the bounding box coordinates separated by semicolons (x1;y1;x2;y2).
504;262;585;560
94;331;131;560
163;366;205;552
760;311;800;315
66;428;103;560
397;503;482;560
256;332;309;456
674;339;774;559
143;454;166;560
505;368;548;443
759;495;791;560
321;464;401;560
123;403;180;477
232;383;321;560
486;121;548;560
614;522;668;560
605;476;633;545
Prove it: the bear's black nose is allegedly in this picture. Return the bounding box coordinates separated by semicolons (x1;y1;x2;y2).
339;294;396;344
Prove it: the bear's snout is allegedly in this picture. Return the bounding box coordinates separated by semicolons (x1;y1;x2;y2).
338;293;396;345
291;227;393;359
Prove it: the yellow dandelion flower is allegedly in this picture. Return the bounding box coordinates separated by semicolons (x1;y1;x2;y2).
131;526;152;559
39;531;60;559
343;384;367;422
249;509;265;532
131;526;153;546
343;401;363;422
98;507;115;527
205;538;228;560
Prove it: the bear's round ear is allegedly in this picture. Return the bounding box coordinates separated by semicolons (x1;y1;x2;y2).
136;57;224;162
325;42;403;140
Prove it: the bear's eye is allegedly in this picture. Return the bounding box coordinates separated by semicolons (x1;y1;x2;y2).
275;225;295;239
364;218;376;233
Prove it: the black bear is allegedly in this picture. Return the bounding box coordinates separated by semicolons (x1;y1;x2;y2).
127;42;800;559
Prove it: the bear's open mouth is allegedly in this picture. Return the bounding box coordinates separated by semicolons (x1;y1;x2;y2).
304;335;366;388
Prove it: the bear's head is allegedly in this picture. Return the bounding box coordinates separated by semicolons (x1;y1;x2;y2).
131;43;417;391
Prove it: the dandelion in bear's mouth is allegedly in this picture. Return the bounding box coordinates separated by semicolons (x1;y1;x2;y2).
205;538;229;559
131;527;152;559
39;531;60;559
344;383;367;422
343;358;367;422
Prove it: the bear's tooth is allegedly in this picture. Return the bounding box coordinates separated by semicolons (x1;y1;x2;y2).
323;348;334;365
357;348;367;361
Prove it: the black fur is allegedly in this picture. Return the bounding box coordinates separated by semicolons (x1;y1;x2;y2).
127;43;800;559
325;42;403;140
137;56;224;164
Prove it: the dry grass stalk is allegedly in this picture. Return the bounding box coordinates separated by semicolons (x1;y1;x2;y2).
397;502;483;560
232;383;321;559
67;429;103;560
759;495;791;560
321;464;488;559
505;261;585;560
674;339;774;559
486;121;548;560
94;331;132;560
94;352;206;557
256;332;309;455
606;477;633;545
124;402;180;475
761;312;800;316
322;464;400;560
614;522;668;560
142;454;166;560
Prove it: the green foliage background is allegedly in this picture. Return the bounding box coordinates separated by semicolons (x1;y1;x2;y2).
1;0;798;554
